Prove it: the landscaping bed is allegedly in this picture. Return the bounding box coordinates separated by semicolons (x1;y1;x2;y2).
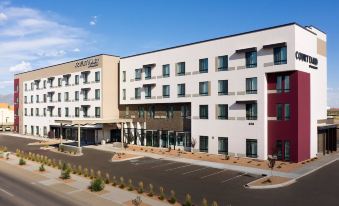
246;176;292;187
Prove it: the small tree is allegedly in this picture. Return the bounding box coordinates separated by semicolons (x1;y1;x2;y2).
112;176;117;186
77;165;82;175
159;186;165;200
90;169;95;179
119;177;125;188
211;201;219;206
267;155;277;178
105;173;110;184
148;184;154;197
39;164;45;172
168;190;176;204
60;163;71;180
84;168;89;177
128;179;133;191
96;170;102;179
183;193;192;206
19;158;26;165
202;198;208;206
137;181;144;194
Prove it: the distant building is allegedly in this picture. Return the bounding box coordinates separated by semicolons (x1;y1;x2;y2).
0;103;14;131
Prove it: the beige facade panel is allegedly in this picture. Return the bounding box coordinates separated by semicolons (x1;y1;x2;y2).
317;38;327;57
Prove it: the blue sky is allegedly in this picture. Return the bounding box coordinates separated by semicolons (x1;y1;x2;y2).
0;0;338;107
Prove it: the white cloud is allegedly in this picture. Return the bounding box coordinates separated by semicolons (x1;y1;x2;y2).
0;13;7;22
73;48;80;52
9;61;32;72
89;16;97;26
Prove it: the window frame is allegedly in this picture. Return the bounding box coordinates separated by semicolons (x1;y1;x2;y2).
199;105;209;119
245;51;257;68
199;58;208;73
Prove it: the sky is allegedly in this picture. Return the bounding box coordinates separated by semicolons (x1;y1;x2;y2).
0;0;338;107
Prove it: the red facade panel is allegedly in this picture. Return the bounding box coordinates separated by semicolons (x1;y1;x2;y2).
14;78;19;133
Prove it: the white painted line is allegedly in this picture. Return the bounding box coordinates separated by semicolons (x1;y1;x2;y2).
0;188;14;197
182;167;207;175
200;170;226;179
165;164;191;171
221;173;247;183
151;162;177;168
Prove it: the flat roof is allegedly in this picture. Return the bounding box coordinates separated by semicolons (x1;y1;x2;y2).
121;22;317;59
14;54;119;76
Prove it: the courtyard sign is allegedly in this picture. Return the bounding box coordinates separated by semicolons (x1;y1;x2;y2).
74;58;100;68
295;51;318;69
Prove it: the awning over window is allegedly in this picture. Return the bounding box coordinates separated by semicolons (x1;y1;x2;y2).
263;42;287;49
143;83;156;87
81;88;91;91
236;100;257;104
143;63;156;67
47;77;55;80
235;47;257;53
63;74;71;77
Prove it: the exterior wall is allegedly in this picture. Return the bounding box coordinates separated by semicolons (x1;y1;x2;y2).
13;78;19;132
0;103;14;125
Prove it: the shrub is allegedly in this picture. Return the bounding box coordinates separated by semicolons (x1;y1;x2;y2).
72;165;77;174
112;176;117;186
84;168;89;177
89;178;105;192
19;158;26;165
77;165;82;175
39;164;45;172
148;184;154;197
132;196;142;206
158;186;165;200
90;169;95;179
168;190;176;204
47;159;52;166
119;177;125;188
211;201;218;206
60;163;71;180
16;149;20;157
105;173;110;184
58;160;63;169
202;198;208;206
96;170;102;179
128;179;133;191
183;193;192;206
138;181;144;193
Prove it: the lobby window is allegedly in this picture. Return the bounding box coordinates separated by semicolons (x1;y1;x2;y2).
199;58;208;73
218;80;228;95
144;85;152;99
277;104;283;120
148;105;155;118
122;89;126;100
176;62;185;76
135;69;142;80
65;107;69;117
95;107;101;118
166;105;174;119
199;81;209;96
245;51;257;68
64;92;69;102
285;104;290;120
246;103;257;120
246;139;258;158
75;107;80;117
58;93;61;102
122;71;126;82
162;64;170;77
162;85;170;98
274;46;287;65
217;55;228;71
58;108;61;117
75;91;79;101
199;105;208;119
246;77;257;94
177;84;185;97
95;89;100;100
135;88;141;99
144;67;152;79
218;137;228;155
138;106;144;118
95;71;100;82
58;78;62;87
75;75;79;85
199;136;208;152
217;104;228;120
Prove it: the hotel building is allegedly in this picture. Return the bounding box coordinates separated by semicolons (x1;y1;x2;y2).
14;23;336;162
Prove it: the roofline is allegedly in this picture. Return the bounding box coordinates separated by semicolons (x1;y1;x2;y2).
305;25;327;34
121;22;316;59
14;54;119;76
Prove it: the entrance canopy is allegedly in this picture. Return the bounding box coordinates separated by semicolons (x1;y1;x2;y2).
55;118;133;126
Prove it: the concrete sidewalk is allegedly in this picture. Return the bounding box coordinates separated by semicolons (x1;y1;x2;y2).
1;153;171;206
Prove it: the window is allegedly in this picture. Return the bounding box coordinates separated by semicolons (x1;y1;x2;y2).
36;95;39;103
218;137;228;155
199;81;209;96
246;139;258;158
43;94;47;103
217;104;228;119
95;89;100;100
122;71;126;82
64;92;69;102
245;51;257;68
284;76;290;92
199;58;208;73
246;103;257;120
274;46;287;65
95;107;101;118
31;82;34;90
82;72;89;84
276;140;283;160
199;136;208;152
83;107;88;117
144;67;152;79
75;107;80;117
24;96;27;104
48;79;54;88
95;71;100;82
277;104;283;120
31;95;33;103
43;127;47;136
75;75;79;85
284;141;290;161
64;76;70;86
162;85;170;98
24;108;27;116
176;62;185;75
125;106;129;116
43;108;46;117
138;106;144;118
162;64;170;77
246;77;257;94
177;84;185;97
199;105;208;119
65;107;69;117
35;108;39;116
277;76;282;93
75;91;79;101
25;83;27;91
135;69;142;80
217;55;228;71
144;86;152;99
181;105;190;117
148;106;155;118
83;90;89;101
58;78;62;86
122;89;126;100
58;108;61;117
36;126;39;135
218;80;228;95
43;80;46;89
285;104;290;120
166;106;174;119
58;93;61;102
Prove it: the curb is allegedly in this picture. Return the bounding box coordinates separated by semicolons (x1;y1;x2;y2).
110;155;144;162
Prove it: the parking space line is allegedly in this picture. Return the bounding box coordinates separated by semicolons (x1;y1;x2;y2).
200;170;226;179
221;173;247;183
165;164;191;171
182;167;207;175
150;162;177;168
0;187;14;197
